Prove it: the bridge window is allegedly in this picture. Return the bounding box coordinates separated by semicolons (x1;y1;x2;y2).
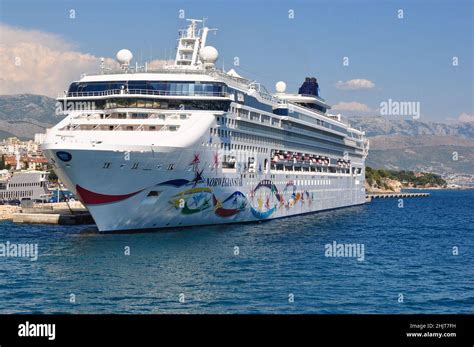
68;81;227;96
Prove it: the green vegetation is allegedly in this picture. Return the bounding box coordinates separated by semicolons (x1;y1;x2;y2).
366;167;447;188
48;167;58;182
0;155;11;170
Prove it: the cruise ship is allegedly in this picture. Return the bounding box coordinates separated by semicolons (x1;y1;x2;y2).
42;19;369;232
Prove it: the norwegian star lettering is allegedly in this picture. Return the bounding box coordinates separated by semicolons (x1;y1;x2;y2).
207;177;243;187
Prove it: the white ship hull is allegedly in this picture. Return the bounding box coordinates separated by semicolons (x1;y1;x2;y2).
42;141;366;232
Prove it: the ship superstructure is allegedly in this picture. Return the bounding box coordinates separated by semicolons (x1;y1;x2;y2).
42;19;369;232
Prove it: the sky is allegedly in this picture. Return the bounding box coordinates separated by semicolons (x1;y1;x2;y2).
0;0;472;123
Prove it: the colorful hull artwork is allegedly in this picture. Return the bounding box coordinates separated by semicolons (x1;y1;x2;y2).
169;187;247;217
166;173;314;220
75;154;317;223
249;180;280;219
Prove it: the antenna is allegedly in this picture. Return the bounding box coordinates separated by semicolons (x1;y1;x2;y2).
172;18;219;68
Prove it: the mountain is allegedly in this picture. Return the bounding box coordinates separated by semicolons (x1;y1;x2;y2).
348;115;474;138
347;116;474;175
0;94;58;139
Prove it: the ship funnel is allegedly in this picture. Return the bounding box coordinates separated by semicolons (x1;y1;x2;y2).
298;76;319;96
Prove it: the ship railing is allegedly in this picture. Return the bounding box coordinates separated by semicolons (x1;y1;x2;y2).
97;66;210;75
280;93;327;103
83;66;251;83
255;90;281;104
280;100;351;127
63;67;282;103
61;89;231;98
81;66;253;88
206;69;253;86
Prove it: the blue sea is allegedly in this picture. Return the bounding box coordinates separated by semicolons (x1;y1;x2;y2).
0;189;472;314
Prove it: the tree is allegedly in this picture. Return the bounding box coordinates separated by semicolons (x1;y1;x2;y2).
48;169;58;182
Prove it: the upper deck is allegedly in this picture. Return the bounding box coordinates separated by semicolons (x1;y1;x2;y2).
54;19;366;145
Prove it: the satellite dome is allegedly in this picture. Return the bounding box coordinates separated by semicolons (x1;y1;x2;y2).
116;49;133;66
275;81;287;93
200;46;219;65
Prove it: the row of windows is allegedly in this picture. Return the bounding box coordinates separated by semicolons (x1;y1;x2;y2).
102;162;176;171
100;156;360;180
0;190;33;199
223;110;356;158
61;99;231;111
232;102;344;137
211;116;278;152
68;81;227;95
203;134;269;154
63;124;179;132
243;179;332;186
232;107;282;127
81;112;189;120
208;124;351;163
8;182;44;188
243;187;357;199
272;165;351;174
207;117;355;171
218;114;238;127
286;110;348;134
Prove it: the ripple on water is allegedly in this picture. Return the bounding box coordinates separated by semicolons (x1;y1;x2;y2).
0;190;472;313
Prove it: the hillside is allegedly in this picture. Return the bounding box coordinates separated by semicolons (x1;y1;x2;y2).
348;116;474;175
348;115;474;138
0;94;58;139
365;167;447;193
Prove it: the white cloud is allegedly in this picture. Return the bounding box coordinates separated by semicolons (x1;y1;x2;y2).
148;59;173;69
0;24;168;97
458;112;474;123
335;79;375;90
332;101;372;113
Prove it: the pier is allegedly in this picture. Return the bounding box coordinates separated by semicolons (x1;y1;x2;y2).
12;212;93;225
367;192;430;199
7;201;94;225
